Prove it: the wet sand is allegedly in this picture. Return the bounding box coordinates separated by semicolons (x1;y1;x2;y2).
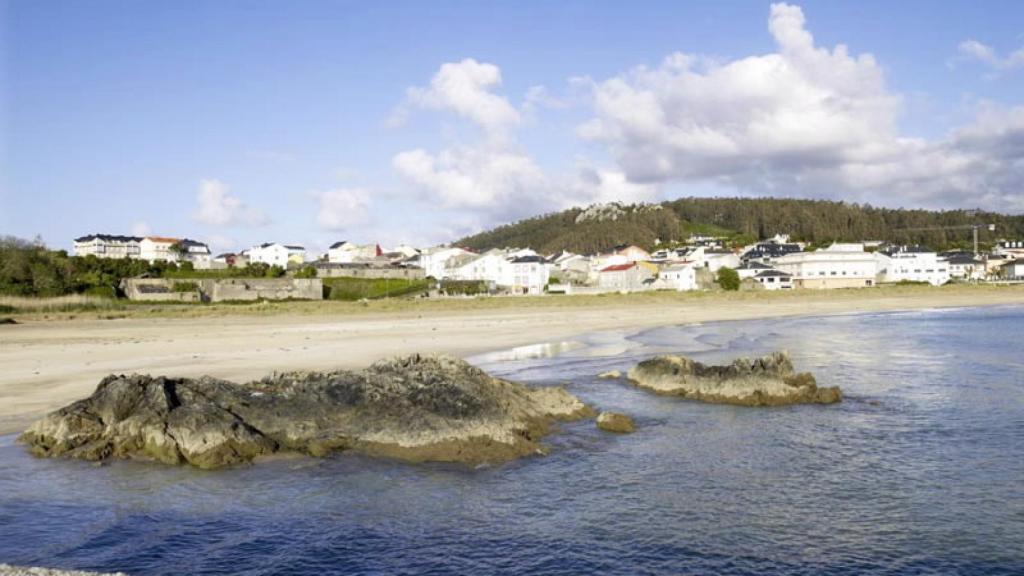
1;287;1022;435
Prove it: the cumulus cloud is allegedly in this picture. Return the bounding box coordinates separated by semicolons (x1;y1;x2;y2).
192;179;269;227
391;58;521;138
956;39;1024;71
392;146;545;211
578;2;1024;211
312;188;370;230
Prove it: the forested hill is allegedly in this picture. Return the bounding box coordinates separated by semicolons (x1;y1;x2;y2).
455;198;1024;254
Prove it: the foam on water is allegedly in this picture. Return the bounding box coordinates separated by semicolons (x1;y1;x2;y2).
1;306;1022;575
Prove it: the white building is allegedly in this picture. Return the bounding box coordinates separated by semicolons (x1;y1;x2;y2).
73;234;142;259
178;239;212;269
1004;260;1024;280
449;250;513;286
508;255;549;295
876;246;949;286
735;260;774;280
597;263;654;292
327;241;381;263
248;243;306;268
944;253;985;281
754;270;793;290
140;237;181;263
702;249;741;273
417;246;474;279
658;263;698;291
774;243;879;289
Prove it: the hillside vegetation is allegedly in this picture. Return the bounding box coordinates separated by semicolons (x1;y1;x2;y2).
456;198;1024;254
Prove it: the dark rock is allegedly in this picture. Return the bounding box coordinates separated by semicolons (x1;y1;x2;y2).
20;354;591;469
626;351;841;406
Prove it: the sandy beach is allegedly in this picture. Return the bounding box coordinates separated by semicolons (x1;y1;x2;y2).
1;286;1022;435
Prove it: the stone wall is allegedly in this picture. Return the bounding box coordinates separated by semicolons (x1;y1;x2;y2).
315;264;426;280
122;278;323;302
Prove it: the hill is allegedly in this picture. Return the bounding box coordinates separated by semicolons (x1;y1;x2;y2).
455;198;1024;254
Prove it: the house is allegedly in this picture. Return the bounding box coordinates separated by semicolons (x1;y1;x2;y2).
657;263;698;291
248;243;306;268
177;239;212;269
1004;259;1024;280
612;245;651;262
597;263;654;292
509;255;549;295
140;237;181;263
212;252;249;268
942;252;985;280
876;246;949;286
416;246;474;279
702;249;741;272
741;239;802;264
73;234;142;259
774;243;879;289
328;241;382;264
754;270;793;290
735;260;774;280
995;240;1024;260
448;250;513;286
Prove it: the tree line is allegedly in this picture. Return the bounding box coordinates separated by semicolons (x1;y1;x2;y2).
456;197;1024;254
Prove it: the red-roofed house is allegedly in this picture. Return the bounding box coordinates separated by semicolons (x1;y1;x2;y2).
597;262;654;291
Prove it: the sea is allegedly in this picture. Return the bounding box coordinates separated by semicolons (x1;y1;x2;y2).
0;305;1022;575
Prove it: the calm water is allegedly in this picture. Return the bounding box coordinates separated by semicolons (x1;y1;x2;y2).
1;306;1023;575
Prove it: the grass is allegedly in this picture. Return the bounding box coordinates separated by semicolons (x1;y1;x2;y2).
323;277;430;301
2;282;1020;322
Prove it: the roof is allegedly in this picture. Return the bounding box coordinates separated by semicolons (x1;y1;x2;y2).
737;261;772;270
74;234;143;243
145;236;180;244
510;255;545;264
284;245;305;250
946;254;981;265
600;263;637;273
755;270;792;278
660;264;694;272
329;241;349;249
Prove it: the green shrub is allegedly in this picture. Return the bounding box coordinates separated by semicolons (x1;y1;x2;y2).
716;267;740;291
0;304;14;314
171;281;199;293
440;280;488;296
294;265;318;279
83;285;117;299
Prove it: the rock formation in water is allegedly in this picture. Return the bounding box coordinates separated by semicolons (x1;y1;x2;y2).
19;354;592;469
0;566;126;576
597;370;622;379
596;412;635;433
626;351;841;406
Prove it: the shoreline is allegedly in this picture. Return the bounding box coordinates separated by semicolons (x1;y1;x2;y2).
1;285;1022;435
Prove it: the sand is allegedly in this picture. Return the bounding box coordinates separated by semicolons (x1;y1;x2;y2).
1;286;1022;435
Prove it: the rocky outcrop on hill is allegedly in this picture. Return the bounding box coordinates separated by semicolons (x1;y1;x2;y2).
19;355;592;469
627;351;841;406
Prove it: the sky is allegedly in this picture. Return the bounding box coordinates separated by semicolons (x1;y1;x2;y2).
2;0;1024;254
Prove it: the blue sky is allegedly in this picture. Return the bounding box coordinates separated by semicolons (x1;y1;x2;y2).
3;0;1024;254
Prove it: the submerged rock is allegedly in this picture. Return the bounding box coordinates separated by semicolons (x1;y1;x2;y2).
627;351;841;407
19;354;592;469
597;370;622;379
596;412;635;433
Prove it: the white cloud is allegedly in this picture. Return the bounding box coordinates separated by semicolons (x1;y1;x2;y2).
312;188;370;230
392;146;545;211
393;58;521;138
577;2;1024;212
956;39;1024;71
192;179;269;227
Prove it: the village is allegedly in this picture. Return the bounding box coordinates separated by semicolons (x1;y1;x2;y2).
70;231;1024;302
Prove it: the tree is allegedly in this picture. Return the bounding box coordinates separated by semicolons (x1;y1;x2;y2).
294;265;317;279
716;266;740;291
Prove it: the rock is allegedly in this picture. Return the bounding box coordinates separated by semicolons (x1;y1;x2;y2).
597;370;622;379
626;351;841;407
596;412;635;433
19;354;593;469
